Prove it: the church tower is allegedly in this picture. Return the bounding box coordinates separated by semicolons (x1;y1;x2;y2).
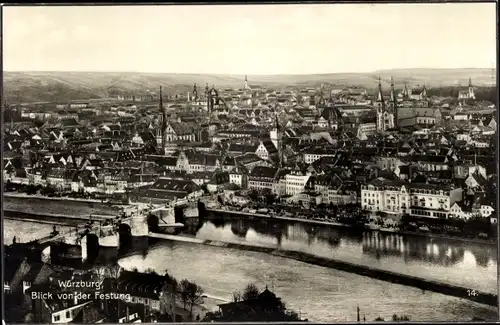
389;77;398;128
468;77;475;99
376;77;386;132
193;83;198;101
402;82;409;100
244;75;250;90
160;86;167;151
421;83;427;99
270;109;284;167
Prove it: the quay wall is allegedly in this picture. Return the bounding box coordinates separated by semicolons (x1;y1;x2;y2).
206;209;498;247
149;232;498;307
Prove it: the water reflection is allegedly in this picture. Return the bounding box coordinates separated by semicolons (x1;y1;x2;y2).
361;232;467;266
187;217;497;292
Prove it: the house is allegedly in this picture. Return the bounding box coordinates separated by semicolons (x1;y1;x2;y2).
28;282;93;324
284;169;310;197
449;202;474;220
164;121;196;143
302;146;336;164
255;139;278;160
140;178;203;204
216;288;287;322
229;166;248;189
464;172;488;191
235;154;266;169
248;166;278;191
102;270;166;312
207;171;230;193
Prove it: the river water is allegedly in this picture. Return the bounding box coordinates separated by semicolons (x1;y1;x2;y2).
3;218;499;322
188;218;498;293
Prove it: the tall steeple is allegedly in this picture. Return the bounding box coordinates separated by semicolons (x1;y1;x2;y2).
376;76;384;106
193;83;198;100
390;77;398;129
275;111;283;168
402;82;409;99
468;77;475;99
160;86;166;151
389;77;396;102
421;83;427;98
244;75;249;90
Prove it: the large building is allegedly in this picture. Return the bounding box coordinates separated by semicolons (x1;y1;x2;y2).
361;178;463;219
458;77;476;102
375;77;398;132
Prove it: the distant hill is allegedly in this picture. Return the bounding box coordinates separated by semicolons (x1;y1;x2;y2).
3;69;496;104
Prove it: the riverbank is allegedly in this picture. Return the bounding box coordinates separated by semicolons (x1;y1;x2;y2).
207;208;498;246
148;232;498;307
4;210;114;225
3;194;124;219
3;192;108;203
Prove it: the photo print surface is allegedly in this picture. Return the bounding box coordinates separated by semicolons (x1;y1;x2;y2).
1;3;498;323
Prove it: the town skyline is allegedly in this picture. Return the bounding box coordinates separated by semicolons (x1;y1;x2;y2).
2;3;497;75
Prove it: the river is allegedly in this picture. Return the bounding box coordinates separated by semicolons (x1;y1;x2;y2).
3;218;499;322
185;218;498;294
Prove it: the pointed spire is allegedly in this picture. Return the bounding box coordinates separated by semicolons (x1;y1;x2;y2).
159;86;163;109
377;77;384;103
245;75;248;82
390;77;396;102
468;77;473;87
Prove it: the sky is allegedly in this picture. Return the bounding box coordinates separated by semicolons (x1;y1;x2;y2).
2;3;497;75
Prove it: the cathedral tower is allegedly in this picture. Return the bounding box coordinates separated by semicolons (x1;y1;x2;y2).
468;77;475;99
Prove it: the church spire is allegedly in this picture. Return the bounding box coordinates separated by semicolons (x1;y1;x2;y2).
389;76;396;102
159;85;163;109
468;77;475;99
403;82;409;99
244;75;250;90
160;86;166;151
377;76;384;104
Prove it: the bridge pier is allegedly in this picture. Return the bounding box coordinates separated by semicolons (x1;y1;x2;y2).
80;215;150;262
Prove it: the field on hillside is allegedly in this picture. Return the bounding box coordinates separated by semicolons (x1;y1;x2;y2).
3;68;496;103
